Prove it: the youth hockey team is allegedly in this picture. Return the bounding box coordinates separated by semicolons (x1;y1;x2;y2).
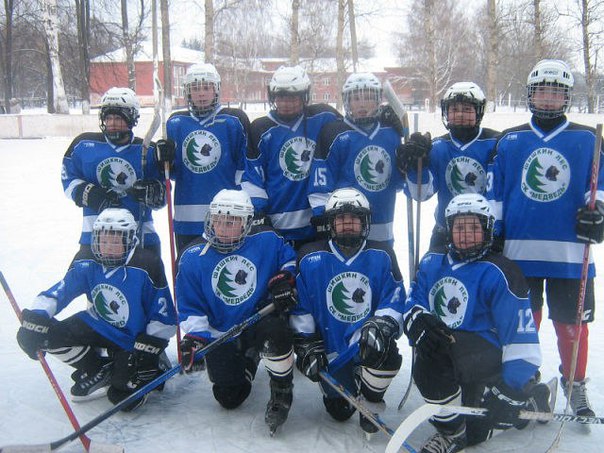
14;57;604;453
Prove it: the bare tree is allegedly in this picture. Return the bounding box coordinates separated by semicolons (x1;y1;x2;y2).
533;0;544;59
348;0;358;71
1;0;13;111
160;0;172;112
290;0;299;64
205;0;214;63
485;0;498;108
336;0;345;110
75;0;90;113
43;0;69;113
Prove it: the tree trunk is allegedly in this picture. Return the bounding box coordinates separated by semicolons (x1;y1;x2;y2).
121;0;136;90
336;0;346;110
76;0;90;114
347;0;358;72
161;0;172;115
533;0;543;60
426;0;437;112
2;0;14;114
486;0;497;110
581;0;595;113
290;0;300;65
205;0;214;63
43;0;69;114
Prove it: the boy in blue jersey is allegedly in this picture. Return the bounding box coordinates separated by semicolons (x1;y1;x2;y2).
155;63;251;253
488;59;604;418
62;87;166;257
404;194;549;453
398;82;499;252
290;188;405;435
308;73;406;245
176;189;298;435
16;208;176;411
241;65;341;249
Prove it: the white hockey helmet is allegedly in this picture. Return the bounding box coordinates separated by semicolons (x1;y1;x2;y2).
445;193;494;262
99;87;140;142
441;82;486;129
526;59;574;119
184;63;221;117
92;208;138;267
325;188;371;248
342;72;382;125
204;189;254;253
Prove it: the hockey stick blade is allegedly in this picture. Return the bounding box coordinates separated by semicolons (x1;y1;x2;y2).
382;80;409;137
0;441;123;453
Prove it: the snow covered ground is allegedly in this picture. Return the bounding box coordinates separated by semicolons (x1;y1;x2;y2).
0;134;603;452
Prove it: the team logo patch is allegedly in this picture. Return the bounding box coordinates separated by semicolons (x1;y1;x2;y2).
521;148;570;202
90;284;129;328
96;158;137;194
445;157;486;196
279;136;316;181
354;145;391;192
183;130;222;173
211;255;257;306
326;272;372;323
429;277;469;329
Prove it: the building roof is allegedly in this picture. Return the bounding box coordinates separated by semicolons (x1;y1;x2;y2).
92;41;204;64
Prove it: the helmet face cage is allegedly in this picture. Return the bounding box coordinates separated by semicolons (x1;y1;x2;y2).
327;204;371;248
441;82;486;129
91;208;138;267
99;88;140;143
342;73;382;125
268;65;311;112
526;59;574;119
184;64;221;117
204;190;254;253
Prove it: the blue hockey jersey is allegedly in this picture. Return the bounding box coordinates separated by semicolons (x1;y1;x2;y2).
241;104;341;241
309;118;406;243
167;106;250;235
487;119;604;278
31;248;176;351
404;251;540;390
176;227;296;341
290;239;406;370
406;128;499;228
62;132;163;246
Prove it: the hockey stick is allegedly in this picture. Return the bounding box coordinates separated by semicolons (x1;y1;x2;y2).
318;371;417;452
545;122;603;452
0;271;123;453
1;299;276;452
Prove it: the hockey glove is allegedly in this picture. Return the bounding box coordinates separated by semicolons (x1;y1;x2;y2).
310;214;329;240
252;211;273;227
403;307;453;360
396;132;432;175
483;381;528;430
379;105;405;137
359;315;400;368
155;138;176;168
126;179;166;209
294;334;328;382
17;309;51;360
491;235;505;254
127;334;169;389
267;270;297;313
73;183;120;212
179;335;209;373
576;200;604;244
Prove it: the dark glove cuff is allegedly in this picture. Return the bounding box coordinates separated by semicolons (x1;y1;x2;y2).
134;333;168;356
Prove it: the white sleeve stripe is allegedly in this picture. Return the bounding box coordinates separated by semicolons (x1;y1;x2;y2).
502;342;542;367
240;181;267;199
308;192;330;210
180;314;225;339
289;313;315;334
32;295;58;317
65;179;85;199
146;321;177;341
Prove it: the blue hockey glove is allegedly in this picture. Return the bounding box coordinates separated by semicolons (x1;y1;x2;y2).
576;200;604;244
17;309;51;360
294;334;328;382
267;270;297;313
359;315;400;368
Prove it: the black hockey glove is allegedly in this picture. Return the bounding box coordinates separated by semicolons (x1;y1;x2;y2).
483;381;528;430
379;105;405;137
294;334;328;382
16;309;51;360
155;138;176;168
126;179;166;209
576;200;604;244
396;132;432;175
267;270;297;313
403;307;453;361
73;183;120;212
126;334;169;389
252;211;273;227
179;335;209;374
359;315;400;368
310;214;329;239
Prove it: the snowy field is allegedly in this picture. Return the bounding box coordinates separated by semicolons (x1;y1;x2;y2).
1;127;603;452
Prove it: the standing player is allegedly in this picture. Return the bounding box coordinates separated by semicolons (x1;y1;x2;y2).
16;208;176;411
290;188;405;434
241;65;340;249
404;194;549;452
156;63;251;253
62;87;166;256
399;82;499;252
176;189;297;435
308;73;405;245
488;59;604;417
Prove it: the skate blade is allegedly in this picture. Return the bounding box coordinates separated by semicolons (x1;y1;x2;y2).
71;386;108;402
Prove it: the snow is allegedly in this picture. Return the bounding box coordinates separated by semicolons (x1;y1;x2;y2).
1;130;603;452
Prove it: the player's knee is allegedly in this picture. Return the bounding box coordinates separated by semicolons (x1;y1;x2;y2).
323;396;356;421
212;382;252;409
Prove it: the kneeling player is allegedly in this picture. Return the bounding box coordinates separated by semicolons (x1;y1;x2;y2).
16;208;176;411
290;188;406;435
403;194;550;453
176;189;298;435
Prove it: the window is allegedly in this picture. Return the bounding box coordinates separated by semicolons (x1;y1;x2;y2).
323;93;330;101
173;65;186;97
323;78;330;86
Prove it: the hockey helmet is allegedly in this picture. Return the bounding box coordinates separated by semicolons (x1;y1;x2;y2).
205;189;254;253
325;188;371;248
92;208;138;267
526;59;574;119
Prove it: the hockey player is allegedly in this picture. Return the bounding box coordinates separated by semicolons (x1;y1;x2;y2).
62;87;166;257
404;194;549;452
241;65;341;249
155;63;251;254
16;208;176;411
308;73;406;245
290;188;405;434
488;59;604;417
398;82;499;252
176;189;297;435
